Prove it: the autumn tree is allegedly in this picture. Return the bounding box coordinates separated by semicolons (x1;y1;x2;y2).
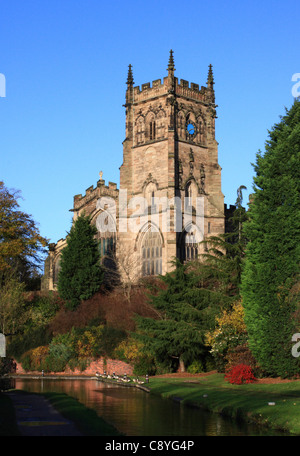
0;181;48;285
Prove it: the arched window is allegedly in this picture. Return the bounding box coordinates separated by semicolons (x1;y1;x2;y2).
149;121;156;140
146;112;156;141
99;235;116;257
156;110;166;139
136;116;144;145
177;111;185;138
179;230;198;263
141;229;162;276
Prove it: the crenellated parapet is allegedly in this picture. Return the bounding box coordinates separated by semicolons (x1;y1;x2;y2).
73;176;119;212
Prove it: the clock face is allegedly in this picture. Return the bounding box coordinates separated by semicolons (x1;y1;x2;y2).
186;122;196;137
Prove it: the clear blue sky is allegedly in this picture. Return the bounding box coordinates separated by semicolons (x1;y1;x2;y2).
0;0;298;244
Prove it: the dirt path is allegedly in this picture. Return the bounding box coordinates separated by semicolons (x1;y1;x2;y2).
5;390;83;436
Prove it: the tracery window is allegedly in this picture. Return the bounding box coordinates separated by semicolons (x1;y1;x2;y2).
180;230;198;263
141;230;162;276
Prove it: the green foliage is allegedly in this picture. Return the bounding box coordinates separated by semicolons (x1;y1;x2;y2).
57;214;104;310
205;300;248;372
187;359;204;374
133;355;157;376
7;325;52;361
241;100;300;378
0;270;28;336
135;261;220;372
27;292;62;327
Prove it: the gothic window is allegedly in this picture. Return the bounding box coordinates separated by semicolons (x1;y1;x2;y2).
141;229;162;276
156;110;166;139
197;116;206;144
136;116;144;145
149;121;156;140
146;112;156;141
177;111;185;138
99;235;116;257
179;230;198;263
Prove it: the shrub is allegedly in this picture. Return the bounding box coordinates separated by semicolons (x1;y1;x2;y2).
225;363;257;385
133;355;156;376
187;360;204;374
225;344;258;372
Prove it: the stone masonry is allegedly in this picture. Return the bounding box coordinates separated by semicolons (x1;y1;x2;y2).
42;51;225;290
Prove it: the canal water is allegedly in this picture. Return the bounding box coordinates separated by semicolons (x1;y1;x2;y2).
14;378;279;436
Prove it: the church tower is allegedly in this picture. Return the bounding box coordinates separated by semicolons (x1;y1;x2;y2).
120;51;224;276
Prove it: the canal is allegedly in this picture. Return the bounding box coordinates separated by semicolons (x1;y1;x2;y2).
13;378;279;436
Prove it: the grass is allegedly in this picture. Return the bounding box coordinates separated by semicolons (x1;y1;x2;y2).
147;373;300;435
41;392;124;436
0;390;123;436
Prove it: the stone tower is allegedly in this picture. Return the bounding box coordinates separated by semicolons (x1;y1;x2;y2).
41;51;225;290
119;50;224;276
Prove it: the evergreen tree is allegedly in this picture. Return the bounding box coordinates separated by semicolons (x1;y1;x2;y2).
58;214;104;310
200;186;248;301
241;100;300;377
135;261;221;372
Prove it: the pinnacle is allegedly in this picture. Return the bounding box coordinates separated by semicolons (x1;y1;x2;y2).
126;64;134;85
167;49;175;72
207;64;214;85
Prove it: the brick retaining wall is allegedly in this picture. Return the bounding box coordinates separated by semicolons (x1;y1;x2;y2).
14;357;134;376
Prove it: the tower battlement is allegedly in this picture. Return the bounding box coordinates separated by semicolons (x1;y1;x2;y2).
73;176;118;211
130;76;211;104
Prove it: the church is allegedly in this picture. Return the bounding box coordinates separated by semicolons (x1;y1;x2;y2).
42;51;225;290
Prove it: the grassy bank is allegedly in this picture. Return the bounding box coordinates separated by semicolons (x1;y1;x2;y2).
0;390;123;436
147;373;300;435
41;392;123;436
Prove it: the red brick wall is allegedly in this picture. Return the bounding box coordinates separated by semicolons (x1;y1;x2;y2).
14;357;133;376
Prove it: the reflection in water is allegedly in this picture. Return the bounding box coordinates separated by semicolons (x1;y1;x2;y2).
14;379;276;436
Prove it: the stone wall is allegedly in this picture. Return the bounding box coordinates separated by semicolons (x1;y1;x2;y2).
14;357;134;376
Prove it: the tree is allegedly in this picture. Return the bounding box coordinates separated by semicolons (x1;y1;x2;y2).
135;261;220;372
57;214;104;310
105;241;142;301
200;185;248;301
0;181;48;284
0;269;28;336
241;100;300;378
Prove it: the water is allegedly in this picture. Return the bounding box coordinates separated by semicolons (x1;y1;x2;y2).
13;378;278;436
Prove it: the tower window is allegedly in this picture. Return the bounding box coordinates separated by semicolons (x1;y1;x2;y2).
150;121;156;140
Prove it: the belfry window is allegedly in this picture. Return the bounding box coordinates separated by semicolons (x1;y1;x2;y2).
149;121;156;140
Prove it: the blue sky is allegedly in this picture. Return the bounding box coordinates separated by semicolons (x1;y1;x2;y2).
0;0;298;244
